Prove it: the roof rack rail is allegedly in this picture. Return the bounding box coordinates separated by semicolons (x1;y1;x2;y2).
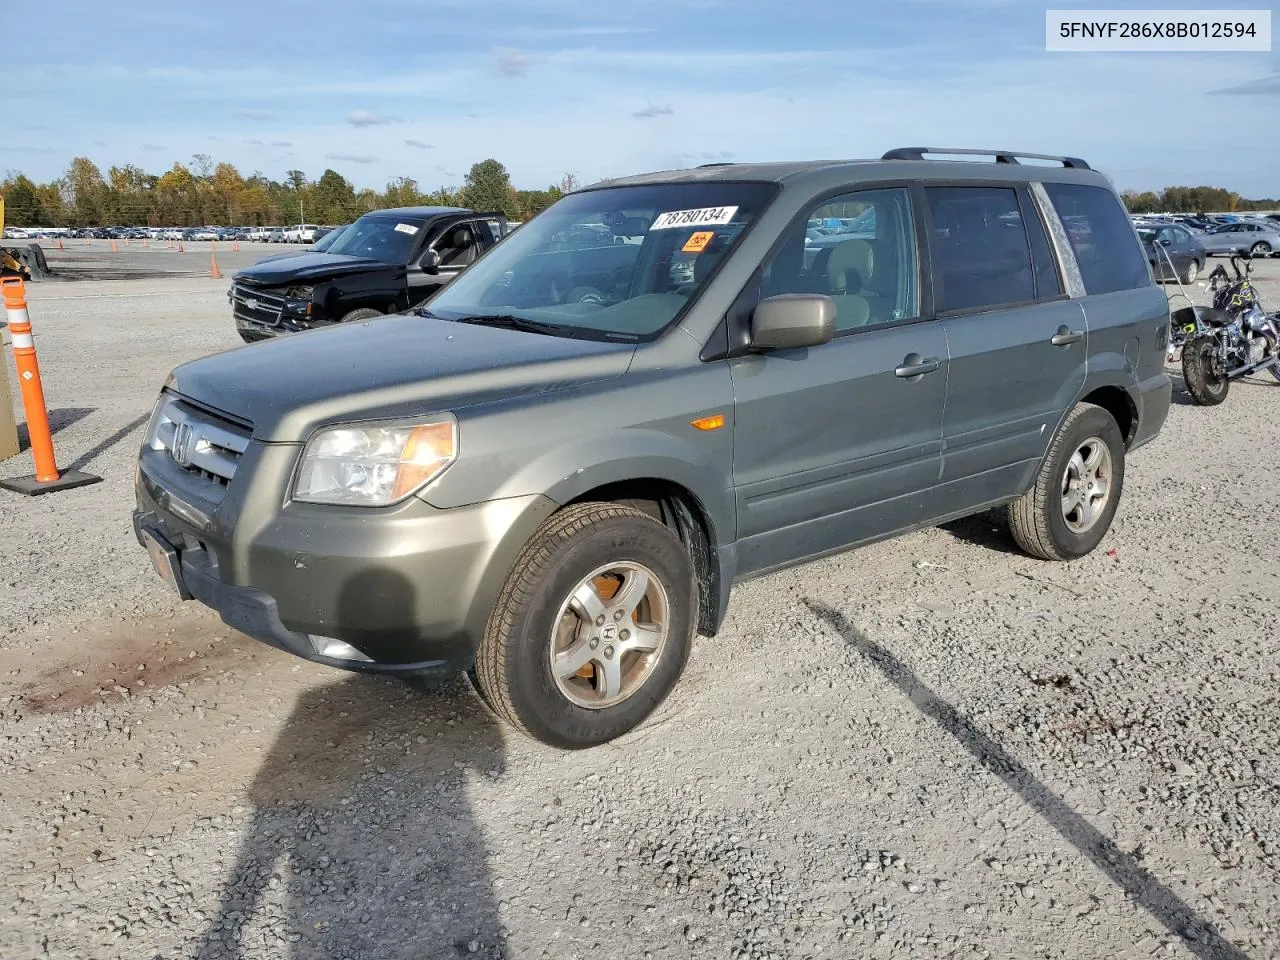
881;147;1091;170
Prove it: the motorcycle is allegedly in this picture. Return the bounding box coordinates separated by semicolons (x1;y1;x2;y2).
1160;247;1280;406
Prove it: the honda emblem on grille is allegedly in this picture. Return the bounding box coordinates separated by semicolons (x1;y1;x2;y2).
170;422;195;467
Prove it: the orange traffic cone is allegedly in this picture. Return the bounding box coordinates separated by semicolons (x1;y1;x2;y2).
0;278;103;496
233;240;240;252
178;241;185;253
210;243;222;278
55;238;64;250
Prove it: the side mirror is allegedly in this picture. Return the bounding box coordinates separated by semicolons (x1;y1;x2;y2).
750;294;836;351
421;249;441;275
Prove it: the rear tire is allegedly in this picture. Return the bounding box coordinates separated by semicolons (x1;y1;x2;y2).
1251;242;1272;257
338;307;382;323
1007;403;1125;562
473;502;697;749
1181;258;1199;285
1181;334;1230;406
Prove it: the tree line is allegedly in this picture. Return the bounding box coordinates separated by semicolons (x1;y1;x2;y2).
1120;185;1278;214
1;155;579;228
6;153;1275;226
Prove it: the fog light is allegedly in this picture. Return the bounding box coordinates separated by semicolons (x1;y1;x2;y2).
308;635;373;662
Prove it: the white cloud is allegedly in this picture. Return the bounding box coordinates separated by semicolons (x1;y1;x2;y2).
632;103;673;119
326;152;379;163
345;109;399;127
495;47;531;76
404;139;433;149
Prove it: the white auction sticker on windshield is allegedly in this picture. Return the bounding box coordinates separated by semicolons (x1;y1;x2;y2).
394;223;419;235
649;206;738;230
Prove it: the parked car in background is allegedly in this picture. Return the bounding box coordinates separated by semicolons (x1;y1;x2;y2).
251;223;353;266
190;227;219;241
284;224;320;243
1136;223;1205;283
229;206;505;341
1200;221;1280;257
139;148;1171;748
267;228;286;243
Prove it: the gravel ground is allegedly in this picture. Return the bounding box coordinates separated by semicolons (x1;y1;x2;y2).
1;250;1278;959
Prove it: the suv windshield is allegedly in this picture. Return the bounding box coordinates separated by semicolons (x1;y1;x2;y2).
425;182;777;340
312;224;350;252
325;216;422;263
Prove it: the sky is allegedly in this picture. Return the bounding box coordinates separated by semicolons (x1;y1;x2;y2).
5;0;1280;197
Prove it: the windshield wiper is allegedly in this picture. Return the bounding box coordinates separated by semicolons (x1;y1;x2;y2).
449;313;570;336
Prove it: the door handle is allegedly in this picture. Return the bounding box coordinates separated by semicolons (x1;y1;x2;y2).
1050;328;1084;347
894;354;942;379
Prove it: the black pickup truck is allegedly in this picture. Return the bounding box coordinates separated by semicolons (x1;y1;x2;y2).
229;206;507;341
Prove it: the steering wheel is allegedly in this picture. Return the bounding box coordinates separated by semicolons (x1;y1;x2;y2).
566;285;607;305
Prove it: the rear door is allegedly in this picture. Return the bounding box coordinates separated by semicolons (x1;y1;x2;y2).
1039;180;1170;423
730;185;949;575
925;183;1087;504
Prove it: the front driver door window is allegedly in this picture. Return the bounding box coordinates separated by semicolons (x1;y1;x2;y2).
729;186;948;575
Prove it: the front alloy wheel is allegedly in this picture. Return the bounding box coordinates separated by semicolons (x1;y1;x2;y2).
549;562;669;709
473;502;697;748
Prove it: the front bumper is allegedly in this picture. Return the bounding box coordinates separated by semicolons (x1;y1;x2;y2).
134;455;557;676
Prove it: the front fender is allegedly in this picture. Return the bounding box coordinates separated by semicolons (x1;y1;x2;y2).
463;426;735;548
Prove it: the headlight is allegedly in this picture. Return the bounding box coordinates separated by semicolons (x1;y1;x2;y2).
293;415;457;506
144;393;183;453
283;285;314;300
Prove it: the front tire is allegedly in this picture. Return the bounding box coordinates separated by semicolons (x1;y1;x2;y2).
1182;334;1230;405
473;502;697;749
338;307;382;323
1007;403;1125;562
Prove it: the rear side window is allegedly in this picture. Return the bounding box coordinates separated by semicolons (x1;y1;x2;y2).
1042;183;1151;295
926;186;1034;313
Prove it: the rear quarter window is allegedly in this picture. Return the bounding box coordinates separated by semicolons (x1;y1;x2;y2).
1042;183;1151;295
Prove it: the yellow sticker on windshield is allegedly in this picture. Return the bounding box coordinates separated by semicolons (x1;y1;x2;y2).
682;231;715;254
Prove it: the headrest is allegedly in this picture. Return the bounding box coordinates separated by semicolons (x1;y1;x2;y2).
825;239;874;293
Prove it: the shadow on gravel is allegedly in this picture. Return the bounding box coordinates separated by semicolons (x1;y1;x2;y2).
804;600;1250;960
1167;372;1199;407
63;411;150;472
937;510;1019;555
14;406;95;451
194;572;507;960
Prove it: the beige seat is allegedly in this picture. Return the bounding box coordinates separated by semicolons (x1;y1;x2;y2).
824;239;872;328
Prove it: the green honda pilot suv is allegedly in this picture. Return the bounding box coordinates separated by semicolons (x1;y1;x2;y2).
134;147;1171;748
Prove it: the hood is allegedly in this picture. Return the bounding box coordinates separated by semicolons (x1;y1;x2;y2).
233;252;396;285
167;313;636;442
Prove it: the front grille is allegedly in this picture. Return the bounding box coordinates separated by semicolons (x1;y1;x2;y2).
231;283;287;327
151;398;252;491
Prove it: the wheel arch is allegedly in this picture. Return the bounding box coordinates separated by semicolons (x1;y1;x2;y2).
1079;384;1138;448
562;476;728;638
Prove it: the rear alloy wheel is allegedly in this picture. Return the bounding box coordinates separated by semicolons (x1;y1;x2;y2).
1007;403;1126;561
1181;258;1199;285
1251;241;1272;257
473;502;696;748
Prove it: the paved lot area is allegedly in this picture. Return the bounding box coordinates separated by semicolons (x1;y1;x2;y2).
1;248;1278;959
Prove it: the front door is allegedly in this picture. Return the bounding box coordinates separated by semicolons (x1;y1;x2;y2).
729;186;948;575
924;184;1087;502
